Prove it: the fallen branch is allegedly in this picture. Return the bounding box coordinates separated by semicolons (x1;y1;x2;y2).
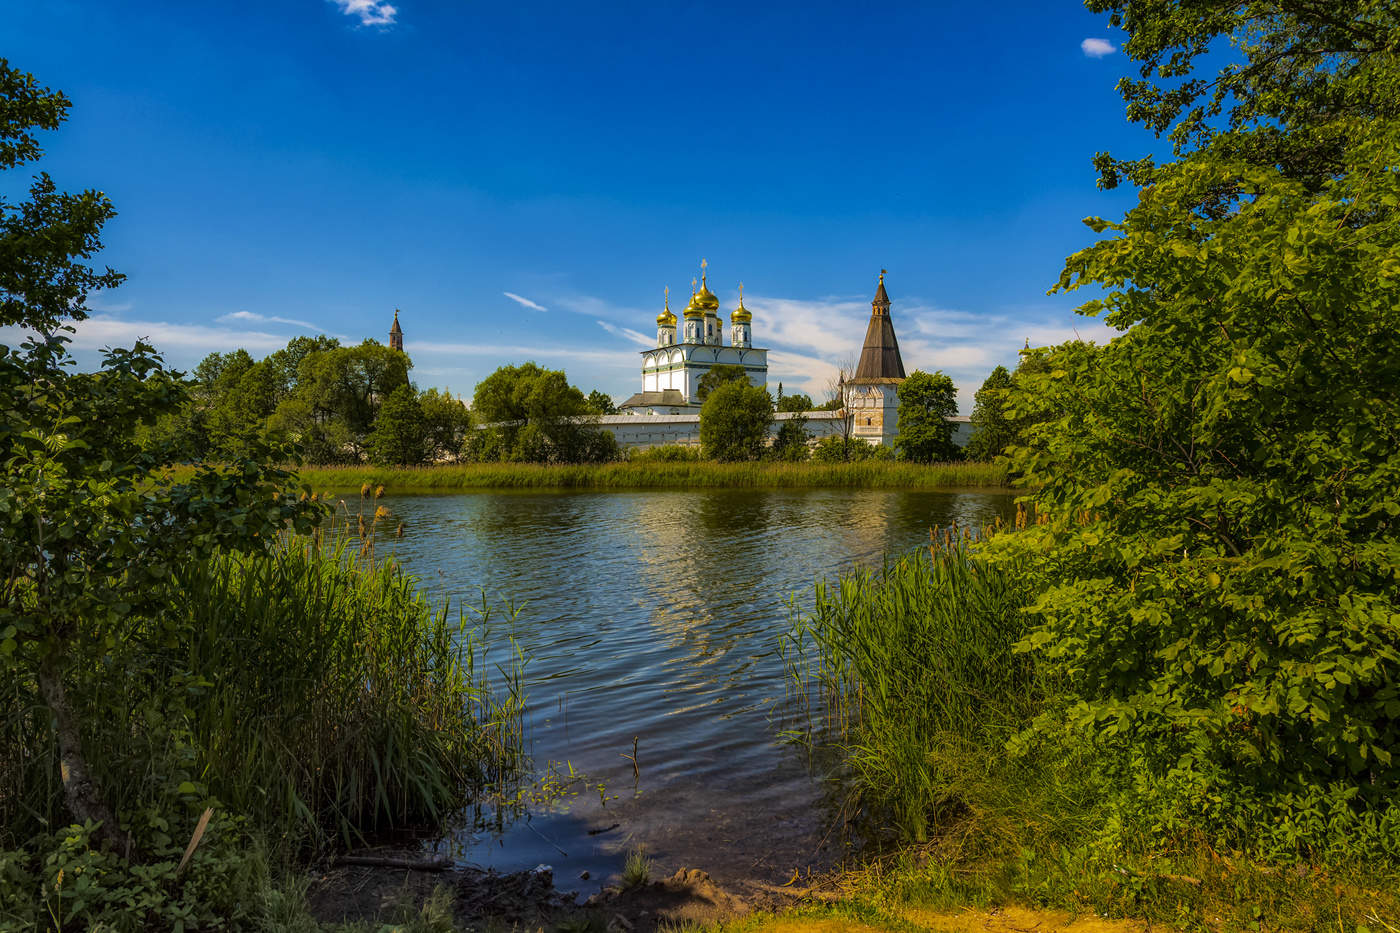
335;854;454;871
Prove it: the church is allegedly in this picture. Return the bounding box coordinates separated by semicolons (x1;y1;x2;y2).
600;265;971;449
618;260;769;414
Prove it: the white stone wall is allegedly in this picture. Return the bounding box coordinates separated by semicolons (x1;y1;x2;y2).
599;410;972;452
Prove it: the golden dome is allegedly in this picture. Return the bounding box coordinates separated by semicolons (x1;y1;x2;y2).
657;288;676;327
683;279;705;319
696;280;720;313
731;282;752;324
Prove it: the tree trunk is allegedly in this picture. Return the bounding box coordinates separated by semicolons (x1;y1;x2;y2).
36;650;131;855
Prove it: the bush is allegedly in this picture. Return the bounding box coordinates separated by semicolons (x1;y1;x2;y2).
700;381;772;461
625;444;704;462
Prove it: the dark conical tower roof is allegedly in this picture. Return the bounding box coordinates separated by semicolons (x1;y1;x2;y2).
853;270;905;380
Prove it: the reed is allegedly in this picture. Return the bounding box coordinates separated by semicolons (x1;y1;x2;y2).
2;533;527;855
273;459;1009;491
783;529;1042;844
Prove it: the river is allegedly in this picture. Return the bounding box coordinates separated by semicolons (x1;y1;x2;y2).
376;487;1015;893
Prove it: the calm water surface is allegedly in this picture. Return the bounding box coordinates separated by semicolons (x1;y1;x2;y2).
378;488;1014;893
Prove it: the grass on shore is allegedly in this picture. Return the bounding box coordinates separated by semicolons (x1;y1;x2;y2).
284;459;1008;491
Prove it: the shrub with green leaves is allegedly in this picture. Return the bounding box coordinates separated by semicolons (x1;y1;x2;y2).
990;1;1400;854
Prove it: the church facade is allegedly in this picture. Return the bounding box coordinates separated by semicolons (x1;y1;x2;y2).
619;261;768;414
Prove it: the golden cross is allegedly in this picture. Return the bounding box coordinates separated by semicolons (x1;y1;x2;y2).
691;277;698;293
738;282;744;301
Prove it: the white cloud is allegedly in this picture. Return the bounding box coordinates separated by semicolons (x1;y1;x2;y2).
217;310;321;330
86;292;132;313
403;340;638;369
1081;38;1117;58
596;320;654;348
503;292;548;312
0;315;291;358
329;0;397;27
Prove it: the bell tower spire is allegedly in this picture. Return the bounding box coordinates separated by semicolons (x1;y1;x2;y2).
389;308;404;352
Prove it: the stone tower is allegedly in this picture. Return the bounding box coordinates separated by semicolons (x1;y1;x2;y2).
389;308;404;352
848;270;906;446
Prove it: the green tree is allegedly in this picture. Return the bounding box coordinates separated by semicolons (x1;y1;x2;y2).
965;365;1014;461
0;62;318;850
286;339;410;459
470;362;614;463
695;364;748;401
894;370;958;463
419;387;470;461
769;413;811;461
992;0;1400;848
700;381;772;461
367;384;428;464
776;392;814;413
586;389;617;414
265;334;340;398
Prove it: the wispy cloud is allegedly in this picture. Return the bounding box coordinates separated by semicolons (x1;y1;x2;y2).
503;291;547;312
86;292;132;314
1081;37;1117;58
596;320;654;348
329;0;397;27
403;340;638;369
1;315;292;359
217;310;321;330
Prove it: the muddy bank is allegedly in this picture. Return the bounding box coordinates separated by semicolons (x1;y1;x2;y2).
307;852;831;931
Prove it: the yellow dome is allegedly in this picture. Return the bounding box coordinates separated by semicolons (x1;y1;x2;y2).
731;283;752;324
657;289;676;327
683;289;705;319
696;280;720;313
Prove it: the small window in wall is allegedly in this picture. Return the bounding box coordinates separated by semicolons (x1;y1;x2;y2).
866;417;872;425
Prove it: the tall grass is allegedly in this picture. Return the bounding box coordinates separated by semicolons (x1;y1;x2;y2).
783;530;1044;845
1;533;526;855
280;459;1009;491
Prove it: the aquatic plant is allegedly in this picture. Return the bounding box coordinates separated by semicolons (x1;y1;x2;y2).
783;528;1042;844
266;459;1009;491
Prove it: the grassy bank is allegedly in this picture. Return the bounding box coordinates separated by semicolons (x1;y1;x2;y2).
779;537;1400;930
1;534;525;930
285;459;1009;491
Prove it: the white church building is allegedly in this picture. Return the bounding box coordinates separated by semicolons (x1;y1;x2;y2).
619;261;768;414
601;264;970;449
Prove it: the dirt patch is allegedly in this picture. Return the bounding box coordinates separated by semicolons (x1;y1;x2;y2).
306;856;759;931
585;868;749;932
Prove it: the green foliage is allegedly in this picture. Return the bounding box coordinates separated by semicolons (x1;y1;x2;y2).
621;846;652;889
0;60;326;852
699;380;773;461
894;370;959;463
811;435;891;463
0;814;278;932
367;383;429;464
785;541;1040;844
965;365;1013;462
769;414;811;461
695;363;748;401
280;459;1007;490
776;392;814;413
0;63;124;332
468;362;618;463
284;339;411;460
624;443;704;462
418;387;470;462
586;389;617;414
988;0;1400;855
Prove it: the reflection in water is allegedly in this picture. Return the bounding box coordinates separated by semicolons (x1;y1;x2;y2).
377;489;1014;893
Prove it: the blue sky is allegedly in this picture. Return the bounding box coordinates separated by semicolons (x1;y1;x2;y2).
5;0;1147;411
